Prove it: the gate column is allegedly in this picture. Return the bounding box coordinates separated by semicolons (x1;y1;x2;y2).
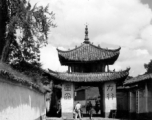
103;82;117;117
61;82;74;119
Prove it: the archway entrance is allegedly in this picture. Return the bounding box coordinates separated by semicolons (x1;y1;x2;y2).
74;86;101;117
46;87;61;117
47;67;129;118
47;26;130;119
60;81;117;119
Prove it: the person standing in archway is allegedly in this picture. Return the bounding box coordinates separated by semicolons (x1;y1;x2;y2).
95;98;100;114
74;102;82;120
86;101;89;114
56;100;61;117
88;101;93;120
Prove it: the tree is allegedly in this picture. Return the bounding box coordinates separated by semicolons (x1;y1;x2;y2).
0;1;56;112
0;0;9;58
0;0;56;66
144;60;152;74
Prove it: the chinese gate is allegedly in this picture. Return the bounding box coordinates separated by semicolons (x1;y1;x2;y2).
61;82;117;119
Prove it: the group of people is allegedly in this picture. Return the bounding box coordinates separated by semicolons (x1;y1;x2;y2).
74;101;94;120
55;99;100;120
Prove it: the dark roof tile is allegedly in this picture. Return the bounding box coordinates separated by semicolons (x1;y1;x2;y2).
57;43;120;65
124;73;152;85
48;68;130;83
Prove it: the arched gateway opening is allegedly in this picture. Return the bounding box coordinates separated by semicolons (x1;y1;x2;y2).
47;26;130;119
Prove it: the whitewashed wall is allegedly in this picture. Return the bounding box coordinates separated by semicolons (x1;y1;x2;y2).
0;77;46;120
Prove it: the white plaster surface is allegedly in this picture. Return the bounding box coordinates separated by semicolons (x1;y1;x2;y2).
104;82;116;113
61;83;74;113
0;78;45;120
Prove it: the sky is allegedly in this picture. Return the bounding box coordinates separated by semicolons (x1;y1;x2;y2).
30;0;152;77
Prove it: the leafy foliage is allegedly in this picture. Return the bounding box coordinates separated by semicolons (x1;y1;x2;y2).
11;60;49;84
0;0;56;66
144;60;152;74
0;0;55;100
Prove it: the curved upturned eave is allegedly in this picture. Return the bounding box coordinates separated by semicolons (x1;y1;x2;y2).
124;73;152;85
48;68;130;83
57;43;121;65
58;52;120;65
57;43;121;53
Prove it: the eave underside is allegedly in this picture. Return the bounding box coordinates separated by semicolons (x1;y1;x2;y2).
58;53;119;65
48;68;130;85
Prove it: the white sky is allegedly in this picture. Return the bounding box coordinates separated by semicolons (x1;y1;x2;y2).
30;0;152;77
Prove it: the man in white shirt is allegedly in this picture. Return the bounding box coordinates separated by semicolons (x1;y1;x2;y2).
74;102;82;120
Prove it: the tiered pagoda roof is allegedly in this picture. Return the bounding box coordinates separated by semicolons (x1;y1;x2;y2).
57;25;121;65
57;44;121;65
50;26;130;83
48;68;130;83
124;73;152;85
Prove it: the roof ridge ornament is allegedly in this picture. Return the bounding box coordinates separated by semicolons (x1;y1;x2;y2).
84;25;90;44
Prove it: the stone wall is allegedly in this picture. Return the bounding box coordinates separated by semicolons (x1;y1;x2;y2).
116;90;129;118
117;91;128;111
138;88;146;113
129;91;136;113
0;77;46;120
127;82;152;119
148;81;152;112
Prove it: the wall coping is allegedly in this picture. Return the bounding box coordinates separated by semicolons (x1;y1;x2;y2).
0;69;44;94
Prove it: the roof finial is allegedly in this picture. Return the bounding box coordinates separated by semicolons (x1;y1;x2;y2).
84;24;90;44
